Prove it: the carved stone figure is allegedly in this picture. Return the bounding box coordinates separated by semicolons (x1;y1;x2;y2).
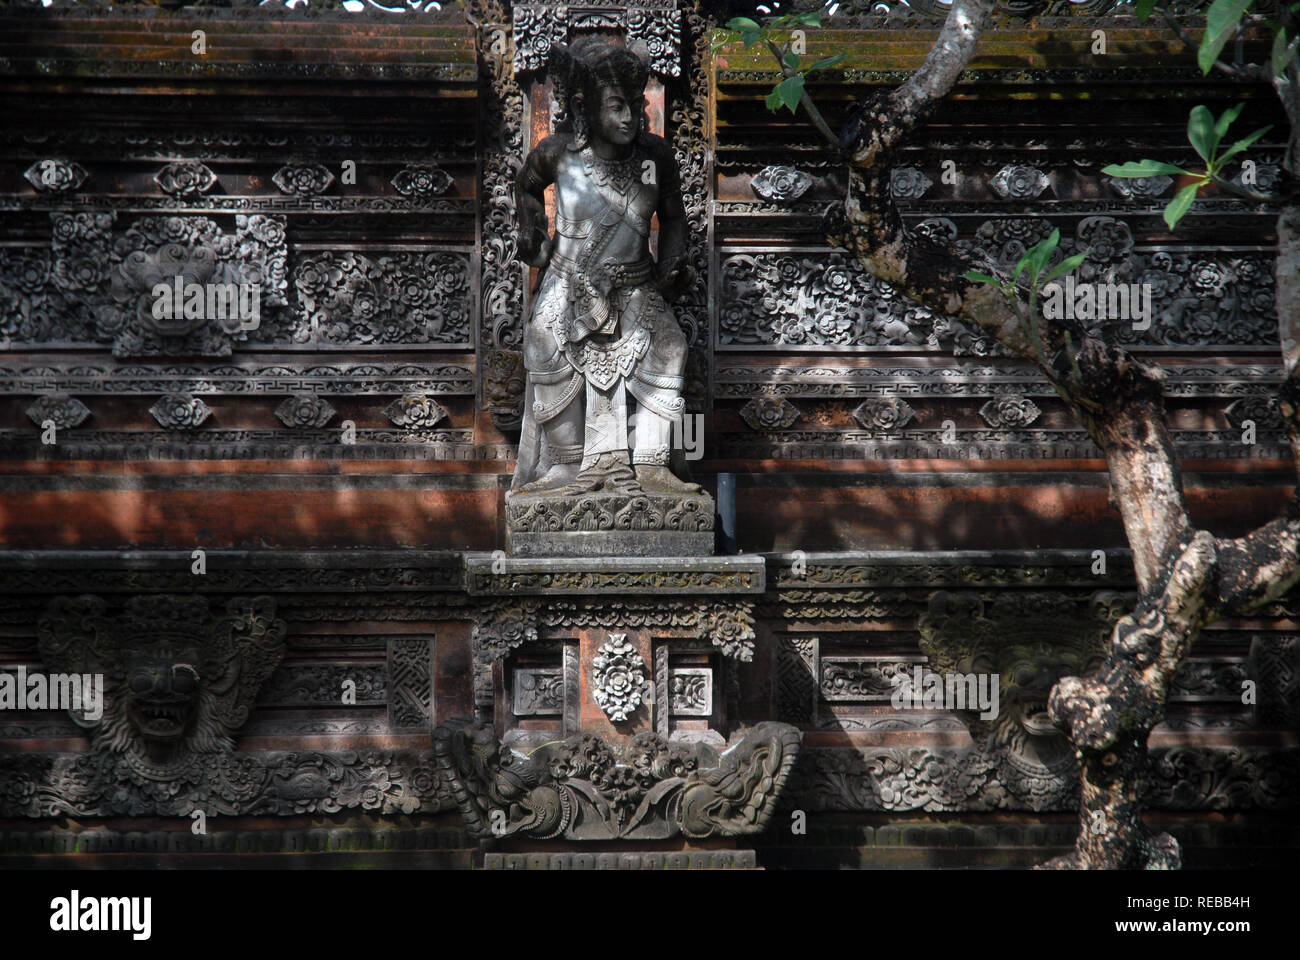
918;591;1127;808
511;38;698;499
36;594;287;782
433;719;800;840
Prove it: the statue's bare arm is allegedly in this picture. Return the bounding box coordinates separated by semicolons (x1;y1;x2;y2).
515;136;565;269
651;137;690;301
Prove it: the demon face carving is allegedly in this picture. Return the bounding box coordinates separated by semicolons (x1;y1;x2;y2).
37;594;287;780
919;591;1130;808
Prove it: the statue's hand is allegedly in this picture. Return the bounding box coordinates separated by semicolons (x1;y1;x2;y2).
655;255;693;302
521;233;554;269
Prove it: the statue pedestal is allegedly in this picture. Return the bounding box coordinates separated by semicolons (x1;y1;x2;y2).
504;489;715;557
445;554;799;842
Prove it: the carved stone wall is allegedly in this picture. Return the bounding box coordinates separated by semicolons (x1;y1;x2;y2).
0;1;1295;866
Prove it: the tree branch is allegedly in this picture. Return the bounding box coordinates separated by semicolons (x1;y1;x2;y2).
766;39;841;152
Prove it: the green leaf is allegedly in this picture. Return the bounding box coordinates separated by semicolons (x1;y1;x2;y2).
1273;27;1291;77
725;17;762;31
808;53;848;72
784;51;802;71
1030;229;1061;279
1102;159;1193;177
774;75;805;114
1213;102;1245;144
795;11;823;26
765;88;784;112
962;270;1002;286
1043;252;1088;284
1163;181;1203;229
1199;0;1255;75
1013;251;1033;286
1187;105;1217;163
1217;124;1273;164
740;30;761;48
1135;0;1157;21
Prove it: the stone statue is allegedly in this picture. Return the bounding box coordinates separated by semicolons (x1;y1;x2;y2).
510;37;699;497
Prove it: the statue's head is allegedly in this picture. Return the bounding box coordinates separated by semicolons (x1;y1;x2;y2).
549;38;650;151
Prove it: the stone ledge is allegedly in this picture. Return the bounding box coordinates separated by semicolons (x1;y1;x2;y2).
483;850;757;870
465;554;765;595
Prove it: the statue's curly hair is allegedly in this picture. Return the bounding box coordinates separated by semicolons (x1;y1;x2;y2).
548;37;651;151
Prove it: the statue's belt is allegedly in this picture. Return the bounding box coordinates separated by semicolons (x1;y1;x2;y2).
547;253;654;288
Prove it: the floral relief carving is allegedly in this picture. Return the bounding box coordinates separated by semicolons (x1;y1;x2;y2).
154;161;217;197
26;394;90;429
390;164;453;198
592;634;648;723
149;393;212;430
751;165;813;202
853;397;915;430
274;394;336;429
272;163;335;196
24;158;88;193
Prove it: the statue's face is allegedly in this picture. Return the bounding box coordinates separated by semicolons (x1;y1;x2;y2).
589;84;640;148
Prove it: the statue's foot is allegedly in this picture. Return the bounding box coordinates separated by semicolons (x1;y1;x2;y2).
634;464;701;494
516;462;579;494
559;452;642;495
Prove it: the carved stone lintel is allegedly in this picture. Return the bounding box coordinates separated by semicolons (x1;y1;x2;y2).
433;719;801;840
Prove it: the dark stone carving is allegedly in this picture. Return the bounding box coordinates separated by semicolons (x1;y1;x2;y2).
890;166;933;199
1225;396;1283;431
483;346;526;430
782;746;1299;813
384;393;448;428
477;19;527;364
820;658;916;700
506;491;714;557
751;164;812;202
989;163;1050;199
271;163;335;196
154;160;217;197
149;393;212;430
591;634;648;722
292;251;471;346
776;635;818;724
26;394;89;429
1107;174;1172;198
720;252;932;347
0;212;289;357
0;361;475;398
669;668;711;715
1248;635;1299;728
274;394;336;429
627;6;682;78
739;395;800;430
852;397;915;430
24;158;87;193
433;719;801;839
0;748;450;818
37;594;287;781
390;163;453;197
918;591;1127;809
719;217;1277;352
258;663;386;705
512;4;570;74
979;394;1041;428
513;667;564;716
511;2;681;78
